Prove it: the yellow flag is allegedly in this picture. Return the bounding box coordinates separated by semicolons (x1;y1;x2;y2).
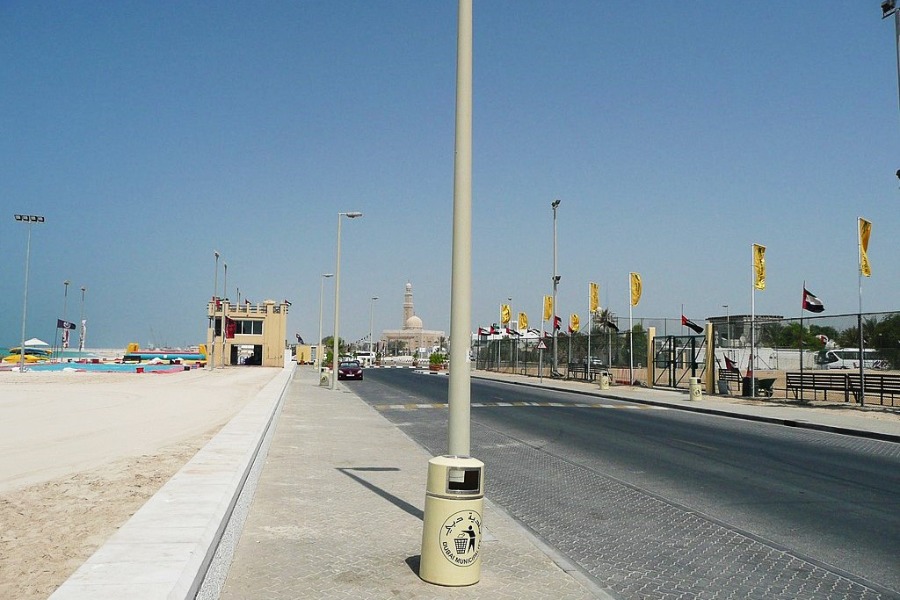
630;272;642;307
500;304;511;325
752;243;766;290
518;312;528;330
589;282;599;313
859;217;872;277
543;295;553;320
570;314;580;332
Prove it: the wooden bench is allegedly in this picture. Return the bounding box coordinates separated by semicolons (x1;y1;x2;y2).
848;373;900;407
566;363;597;382
716;369;742;394
785;372;855;402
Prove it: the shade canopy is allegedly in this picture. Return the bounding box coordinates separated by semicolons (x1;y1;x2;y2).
24;338;49;346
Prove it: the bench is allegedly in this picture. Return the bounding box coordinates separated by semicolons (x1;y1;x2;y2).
566;363;598;382
848;373;900;406
716;369;742;394
786;372;856;402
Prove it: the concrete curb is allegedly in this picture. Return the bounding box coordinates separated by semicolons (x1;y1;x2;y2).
49;367;294;600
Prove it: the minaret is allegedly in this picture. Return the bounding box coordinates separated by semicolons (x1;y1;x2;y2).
403;282;414;326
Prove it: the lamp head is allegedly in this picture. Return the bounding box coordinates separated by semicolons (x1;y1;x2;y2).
883;0;897;18
551;199;560;208
346;212;363;218
323;273;334;278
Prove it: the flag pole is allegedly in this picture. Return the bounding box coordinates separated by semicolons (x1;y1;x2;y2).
750;246;756;398
629;281;634;386
858;218;865;407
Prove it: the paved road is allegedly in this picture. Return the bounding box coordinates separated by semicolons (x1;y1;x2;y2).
355;369;900;600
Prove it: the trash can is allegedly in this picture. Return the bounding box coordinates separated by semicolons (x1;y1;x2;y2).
742;376;753;397
319;372;330;387
420;455;484;586
717;379;729;395
598;371;610;390
689;377;702;401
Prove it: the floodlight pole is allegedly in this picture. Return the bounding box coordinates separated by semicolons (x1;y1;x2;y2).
221;262;228;368
369;296;379;354
15;214;45;371
551;199;561;376
209;251;219;370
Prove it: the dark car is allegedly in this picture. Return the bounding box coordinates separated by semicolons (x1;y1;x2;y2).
337;360;363;381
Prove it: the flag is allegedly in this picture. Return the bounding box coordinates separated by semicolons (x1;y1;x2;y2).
681;315;703;334
500;304;511;325
802;287;824;313
589;282;599;313
553;315;562;330
629;272;642;307
79;320;86;352
225;317;237;339
543;295;553;320
56;319;76;330
62;328;70;349
477;327;488;337
605;319;619;332
506;327;521;336
724;355;740;374
569;313;580;333
518;312;528;331
753;243;766;290
489;324;498;335
859;217;872;277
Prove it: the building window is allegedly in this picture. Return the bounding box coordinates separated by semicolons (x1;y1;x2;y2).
236;320;263;335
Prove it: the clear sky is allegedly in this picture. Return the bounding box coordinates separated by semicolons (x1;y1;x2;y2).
2;1;898;350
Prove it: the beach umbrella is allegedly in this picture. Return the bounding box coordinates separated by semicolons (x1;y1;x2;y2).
24;338;49;347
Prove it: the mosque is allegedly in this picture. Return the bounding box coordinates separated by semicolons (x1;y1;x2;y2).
380;282;445;357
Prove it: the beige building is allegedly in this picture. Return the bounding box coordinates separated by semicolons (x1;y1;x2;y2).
380;282;445;356
207;299;289;367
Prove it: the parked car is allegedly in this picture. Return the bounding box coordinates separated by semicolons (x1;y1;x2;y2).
337;360;363;380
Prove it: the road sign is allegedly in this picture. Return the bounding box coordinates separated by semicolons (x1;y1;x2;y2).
536;340;547;350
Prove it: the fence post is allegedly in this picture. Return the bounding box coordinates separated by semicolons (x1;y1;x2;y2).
646;327;655;389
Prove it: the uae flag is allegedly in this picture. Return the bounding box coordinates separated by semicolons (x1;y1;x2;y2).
553;315;562;331
802;288;825;313
724;355;740;374
605;319;620;332
681;315;703;334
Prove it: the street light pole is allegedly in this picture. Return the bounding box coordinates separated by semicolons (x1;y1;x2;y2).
15;214;45;371
331;211;363;390
209;251;219;371
551;199;561;376
221;262;228;368
369;296;379;355
317;273;333;371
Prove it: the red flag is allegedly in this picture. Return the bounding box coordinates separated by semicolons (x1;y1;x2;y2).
225;317;237;339
553;315;561;330
724;355;740;374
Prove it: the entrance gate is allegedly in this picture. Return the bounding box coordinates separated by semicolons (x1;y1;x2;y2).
653;335;706;389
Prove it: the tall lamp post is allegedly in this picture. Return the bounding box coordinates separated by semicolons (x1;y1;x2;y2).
369;296;379;355
317;273;333;371
331;211;363;390
221;262;228;368
55;280;70;361
551;199;561;376
15;214;45;371
883;1;900;132
209;251;220;371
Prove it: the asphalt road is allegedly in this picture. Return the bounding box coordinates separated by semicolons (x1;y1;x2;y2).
353;369;900;600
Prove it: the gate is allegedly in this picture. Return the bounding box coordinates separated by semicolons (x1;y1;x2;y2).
653;335;706;389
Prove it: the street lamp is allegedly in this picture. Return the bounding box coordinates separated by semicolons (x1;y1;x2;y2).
221;261;228;368
884;1;900;176
14;214;45;371
722;304;730;349
332;211;363;390
317;273;334;371
551;199;561;377
369;296;379;354
209;251;220;371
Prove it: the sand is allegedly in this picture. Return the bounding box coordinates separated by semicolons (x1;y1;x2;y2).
0;367;282;600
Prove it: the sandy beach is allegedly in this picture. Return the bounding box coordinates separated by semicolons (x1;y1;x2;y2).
0;367;283;600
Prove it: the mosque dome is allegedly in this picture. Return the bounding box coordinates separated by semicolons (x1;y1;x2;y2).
405;315;423;329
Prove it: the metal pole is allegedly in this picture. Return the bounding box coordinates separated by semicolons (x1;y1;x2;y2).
332;212;363;391
369;296;378;354
447;0;473;456
317;273;333;371
221;262;228;368
209;251;219;370
15;214;44;372
62;280;70;359
551;199;560;376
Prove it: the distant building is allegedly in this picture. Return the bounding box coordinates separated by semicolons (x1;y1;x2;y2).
207;299;289;367
380;282;445;356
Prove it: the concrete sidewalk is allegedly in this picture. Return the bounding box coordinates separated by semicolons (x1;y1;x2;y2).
219;367;604;599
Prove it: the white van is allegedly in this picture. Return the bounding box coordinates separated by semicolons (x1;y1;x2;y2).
816;348;884;370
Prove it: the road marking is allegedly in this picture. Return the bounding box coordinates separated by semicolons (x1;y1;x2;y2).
373;402;669;412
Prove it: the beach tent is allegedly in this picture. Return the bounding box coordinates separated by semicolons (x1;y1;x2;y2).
24;338;49;347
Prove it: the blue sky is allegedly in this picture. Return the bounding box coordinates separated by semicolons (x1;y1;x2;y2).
1;1;898;350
